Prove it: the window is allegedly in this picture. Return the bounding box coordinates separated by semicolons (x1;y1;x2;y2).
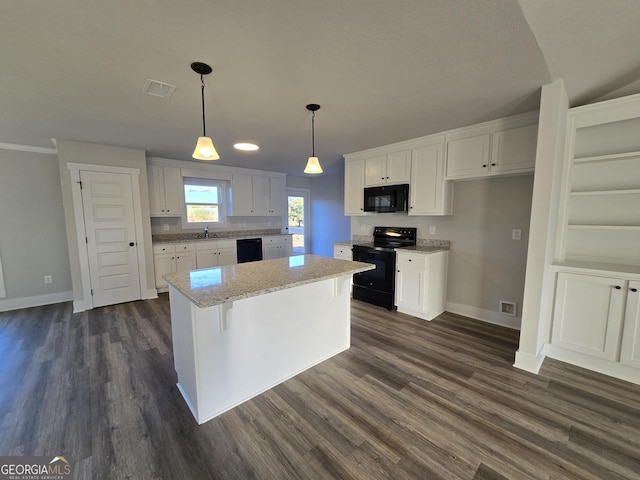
183;178;226;225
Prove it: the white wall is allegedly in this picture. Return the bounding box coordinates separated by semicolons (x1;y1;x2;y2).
0;148;72;311
352;174;534;328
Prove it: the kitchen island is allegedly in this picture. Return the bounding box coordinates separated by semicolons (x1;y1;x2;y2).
164;254;374;424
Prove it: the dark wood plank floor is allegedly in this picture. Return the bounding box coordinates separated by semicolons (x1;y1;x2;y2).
1;296;639;479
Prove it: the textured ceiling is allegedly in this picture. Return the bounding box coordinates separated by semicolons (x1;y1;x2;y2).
1;1;639;176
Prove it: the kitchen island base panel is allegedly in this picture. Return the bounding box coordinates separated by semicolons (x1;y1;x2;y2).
169;275;352;424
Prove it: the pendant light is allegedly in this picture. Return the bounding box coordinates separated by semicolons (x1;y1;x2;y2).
304;103;323;174
191;62;219;160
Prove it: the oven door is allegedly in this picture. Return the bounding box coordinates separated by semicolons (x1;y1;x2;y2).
352;247;396;293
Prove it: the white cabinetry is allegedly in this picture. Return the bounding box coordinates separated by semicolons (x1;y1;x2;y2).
621;281;640;368
153;243;195;290
395;250;448;321
195;239;237;268
445;122;537;180
408;140;452;216
262;235;293;260
148;165;183;216
231;174;286;216
364;150;411;186
549;269;640;382
344;159;368;216
333;244;352;260
551;272;625;361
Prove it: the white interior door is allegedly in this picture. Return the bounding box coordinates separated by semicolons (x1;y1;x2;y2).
81;170;141;307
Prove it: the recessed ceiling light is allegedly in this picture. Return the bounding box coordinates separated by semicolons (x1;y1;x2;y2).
234;143;260;151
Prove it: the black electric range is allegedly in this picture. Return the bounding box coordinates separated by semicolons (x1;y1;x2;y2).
351;226;417;310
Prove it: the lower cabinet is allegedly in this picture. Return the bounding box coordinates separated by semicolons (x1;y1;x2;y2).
262;235;293;260
550;270;640;376
395;250;448;321
195;239;237;269
153;243;196;291
333;244;352;260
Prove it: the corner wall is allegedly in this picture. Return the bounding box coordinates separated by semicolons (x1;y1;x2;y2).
0;147;72;311
310;170;351;257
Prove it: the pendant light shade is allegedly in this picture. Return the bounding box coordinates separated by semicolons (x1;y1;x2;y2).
191;62;219;160
304;103;323;174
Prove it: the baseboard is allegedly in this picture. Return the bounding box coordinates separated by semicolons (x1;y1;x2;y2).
513;344;547;374
445;301;521;330
143;288;159;300
0;291;73;313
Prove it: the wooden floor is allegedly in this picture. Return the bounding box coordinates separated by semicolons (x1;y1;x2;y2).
1;296;639;479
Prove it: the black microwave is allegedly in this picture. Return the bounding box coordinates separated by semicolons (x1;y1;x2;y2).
363;184;409;213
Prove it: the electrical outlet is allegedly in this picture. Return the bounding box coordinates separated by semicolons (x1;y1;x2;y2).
429;225;436;235
163;223;170;231
44;275;52;284
512;228;522;240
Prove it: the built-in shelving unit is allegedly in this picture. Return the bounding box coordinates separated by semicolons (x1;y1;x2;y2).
558;114;640;268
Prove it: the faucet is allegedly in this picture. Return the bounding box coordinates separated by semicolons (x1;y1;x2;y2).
204;226;209;238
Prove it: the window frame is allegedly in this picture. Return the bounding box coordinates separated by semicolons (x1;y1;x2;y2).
181;177;228;229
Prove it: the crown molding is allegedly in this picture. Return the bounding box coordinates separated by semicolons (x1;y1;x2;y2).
0;142;57;155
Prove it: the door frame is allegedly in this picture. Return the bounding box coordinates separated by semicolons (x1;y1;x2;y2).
67;163;149;312
286;188;311;254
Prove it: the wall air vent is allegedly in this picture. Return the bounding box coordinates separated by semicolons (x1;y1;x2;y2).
142;79;176;99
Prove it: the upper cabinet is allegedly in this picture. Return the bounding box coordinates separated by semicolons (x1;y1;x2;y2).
364;150;411;186
409;140;453;216
344;111;538;217
344;159;368;216
445;117;538;180
148;165;182;216
231;173;286;216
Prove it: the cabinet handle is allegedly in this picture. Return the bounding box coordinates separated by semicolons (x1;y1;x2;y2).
614;285;622;289
631;288;638;293
129;242;135;247
491;163;496;166
381;177;385;180
408;259;412;262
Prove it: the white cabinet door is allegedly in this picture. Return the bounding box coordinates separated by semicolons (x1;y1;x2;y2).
620;281;640;368
386;150;411;184
364;155;387;186
162;166;183;215
263;244;279;260
153;253;175;289
269;176;286;216
395;266;424;311
218;247;237;266
148;165;166;216
252;175;271;215
409;143;452;216
445;133;491;179
196;251;217;269
231;174;254;215
490;124;537;173
345;159;367;215
551;273;625;361
175;252;195;273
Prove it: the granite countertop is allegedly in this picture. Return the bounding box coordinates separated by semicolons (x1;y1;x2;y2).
153;230;289;244
333;241;352;246
164;254;375;308
396;245;449;255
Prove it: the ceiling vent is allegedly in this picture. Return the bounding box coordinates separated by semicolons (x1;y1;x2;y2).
142;79;176;99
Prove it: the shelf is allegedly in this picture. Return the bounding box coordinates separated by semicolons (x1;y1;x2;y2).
567;224;640;230
570;189;640;196
574;150;640;164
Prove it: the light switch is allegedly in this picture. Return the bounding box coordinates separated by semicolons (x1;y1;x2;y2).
512;229;522;240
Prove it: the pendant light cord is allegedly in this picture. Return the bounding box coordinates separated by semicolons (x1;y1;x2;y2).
200;74;207;137
311;110;315;156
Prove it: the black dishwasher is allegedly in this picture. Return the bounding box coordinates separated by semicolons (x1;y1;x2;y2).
236;238;263;263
